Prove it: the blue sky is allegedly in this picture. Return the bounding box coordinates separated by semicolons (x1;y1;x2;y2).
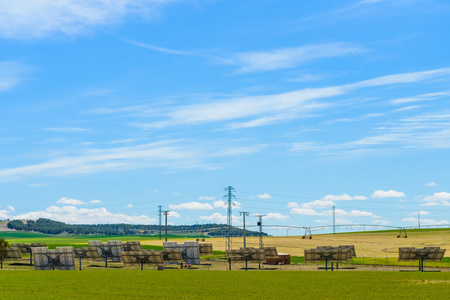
1;0;450;235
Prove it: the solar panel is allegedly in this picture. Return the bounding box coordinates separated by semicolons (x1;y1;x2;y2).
398;247;446;262
32;247;75;270
120;250;164;268
304;246;353;263
339;245;357;258
163;241;200;265
264;247;279;258
3;248;22;260
73;247;101;260
162;249;183;263
89;240;123;263
11;243;29;254
226;248;266;263
199;243;213;256
31;243;46;247
122;241;142;251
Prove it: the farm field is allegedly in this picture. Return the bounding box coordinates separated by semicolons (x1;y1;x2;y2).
2;228;450;258
0;270;450;299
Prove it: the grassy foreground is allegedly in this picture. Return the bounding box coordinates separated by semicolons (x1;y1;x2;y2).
1;270;449;299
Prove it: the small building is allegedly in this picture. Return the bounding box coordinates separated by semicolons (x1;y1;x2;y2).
266;253;290;265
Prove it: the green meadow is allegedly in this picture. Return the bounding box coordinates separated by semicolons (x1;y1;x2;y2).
0;270;449;299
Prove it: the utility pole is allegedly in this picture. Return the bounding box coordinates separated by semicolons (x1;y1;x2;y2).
332;206;336;234
224;186;236;250
255;214;265;248
163;210;170;242
240;211;249;248
158;205;162;240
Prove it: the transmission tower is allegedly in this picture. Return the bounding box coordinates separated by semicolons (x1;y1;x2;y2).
255;214;265;248
158;205;162;240
224;186;236;250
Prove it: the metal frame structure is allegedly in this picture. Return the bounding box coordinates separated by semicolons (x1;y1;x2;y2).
399;247;446;272
32;247;75;270
163;241;200;265
89;240;123;267
121;250;164;270
304;245;355;271
73;247;101;270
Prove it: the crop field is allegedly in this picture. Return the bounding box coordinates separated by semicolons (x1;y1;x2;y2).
1;270;450;299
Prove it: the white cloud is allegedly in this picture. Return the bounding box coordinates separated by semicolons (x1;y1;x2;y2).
287;202;299;208
168;202;213;210
422;192;450;206
56;197;86;205
0;206;15;219
257;193;272;199
199;213;240;224
264;213;290;220
167;211;180;218
213;200;241;209
127;204;133;208
198;196;215;201
390;91;450;105
290;208;321;215
322;194;367;201
424;192;450;201
233;43;364;73
372;190;406;198
301;199;335;209
90;199;101;204
11;205;156;224
416;211;429;215
402;217;449;226
0;0;176;38
314;220;328;224
372;220;390;225
424;182;437;186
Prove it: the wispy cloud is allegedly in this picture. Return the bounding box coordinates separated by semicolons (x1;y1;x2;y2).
232;43;364;73
132;67;450;130
0;61;30;90
0;0;177;38
0;140;264;181
45;127;91;133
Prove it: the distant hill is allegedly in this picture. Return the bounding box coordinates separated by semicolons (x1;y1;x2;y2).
6;218;268;237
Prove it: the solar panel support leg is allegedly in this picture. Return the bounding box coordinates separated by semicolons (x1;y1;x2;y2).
79;257;82;271
228;259;231;271
30;252;33;266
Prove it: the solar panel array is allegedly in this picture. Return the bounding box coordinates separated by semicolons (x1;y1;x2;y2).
122;241;142;251
162;249;183;263
3;248;22;260
264;247;279;259
89;240;123;262
304;245;355;263
11;243;47;254
163;241;200;264
73;247;101;260
199;243;213;256
120;250;164;266
226;248;266;263
398;247;446;262
32;247;75;270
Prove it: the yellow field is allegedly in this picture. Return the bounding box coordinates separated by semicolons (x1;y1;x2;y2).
142;229;450;257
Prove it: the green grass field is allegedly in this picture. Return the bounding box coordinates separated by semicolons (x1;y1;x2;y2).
0;270;449;299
